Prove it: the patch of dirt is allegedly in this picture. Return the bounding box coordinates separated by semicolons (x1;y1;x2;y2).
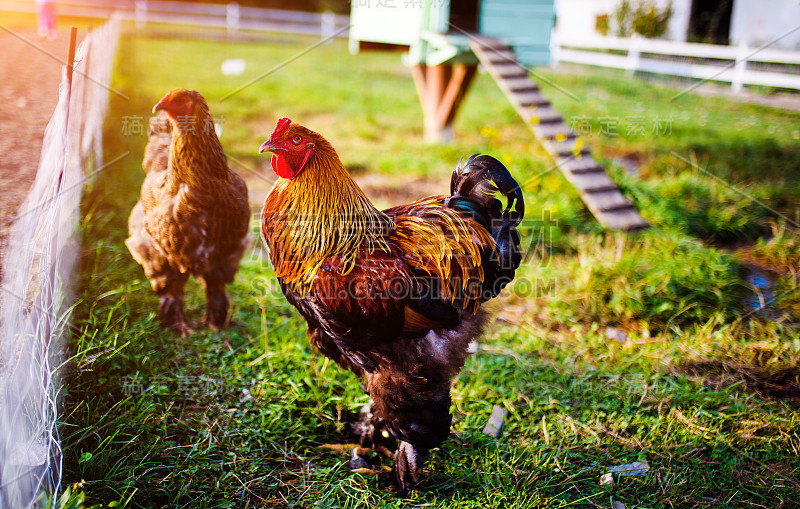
354;173;451;209
673;359;800;402
0;27;75;278
734;246;797;278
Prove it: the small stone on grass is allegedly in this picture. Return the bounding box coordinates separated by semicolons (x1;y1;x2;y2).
605;326;628;343
482;405;508;438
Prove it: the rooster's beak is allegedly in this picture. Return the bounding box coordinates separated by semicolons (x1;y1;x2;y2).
259;141;282;154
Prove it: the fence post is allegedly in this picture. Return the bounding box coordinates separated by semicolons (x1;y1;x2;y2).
626;33;641;76
732;40;748;93
321;11;335;41
135;0;146;29
227;3;240;33
549;30;560;66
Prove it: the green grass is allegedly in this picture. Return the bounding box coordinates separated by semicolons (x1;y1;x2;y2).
61;27;800;508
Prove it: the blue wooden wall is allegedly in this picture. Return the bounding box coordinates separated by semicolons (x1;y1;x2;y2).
480;0;555;66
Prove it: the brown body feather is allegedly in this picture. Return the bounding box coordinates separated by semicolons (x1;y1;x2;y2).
126;89;251;335
142;112;171;174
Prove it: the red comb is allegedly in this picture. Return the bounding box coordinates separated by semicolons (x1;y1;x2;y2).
270;117;292;140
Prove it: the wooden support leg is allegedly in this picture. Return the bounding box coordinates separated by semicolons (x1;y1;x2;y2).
411;63;477;143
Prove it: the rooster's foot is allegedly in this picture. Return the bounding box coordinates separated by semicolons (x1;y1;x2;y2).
393;441;429;495
352;466;393;475
320;443;394;474
319;443;393;457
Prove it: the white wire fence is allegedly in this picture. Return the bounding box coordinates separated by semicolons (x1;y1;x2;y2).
0;15;120;508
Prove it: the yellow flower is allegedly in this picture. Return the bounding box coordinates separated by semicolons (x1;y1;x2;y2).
545;173;562;192
524;177;540;192
480;125;499;139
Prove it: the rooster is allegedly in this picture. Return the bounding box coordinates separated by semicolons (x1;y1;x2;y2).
258;118;524;493
126;89;251;337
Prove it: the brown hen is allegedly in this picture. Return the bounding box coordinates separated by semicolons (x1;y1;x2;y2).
126;89;251;337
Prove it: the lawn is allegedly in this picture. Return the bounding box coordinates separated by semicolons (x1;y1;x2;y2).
60;25;800;508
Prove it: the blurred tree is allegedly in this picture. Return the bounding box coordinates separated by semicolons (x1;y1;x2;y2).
614;0;632;36
595;13;610;36
613;0;673;39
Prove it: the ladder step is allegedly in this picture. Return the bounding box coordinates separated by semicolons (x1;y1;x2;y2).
481;48;516;64
522;107;564;125
500;76;536;91
513;90;549;107
583;189;633;211
470;38;510;51
531;122;573;140
598;208;649;230
559;156;604;174
570;171;620;192
544;137;591;158
490;63;529;78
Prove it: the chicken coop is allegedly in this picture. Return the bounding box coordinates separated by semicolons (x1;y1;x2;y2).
349;0;555;141
349;0;648;230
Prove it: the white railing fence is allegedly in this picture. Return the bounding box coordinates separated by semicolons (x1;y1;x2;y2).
552;32;800;91
0;0;350;38
0;15;121;509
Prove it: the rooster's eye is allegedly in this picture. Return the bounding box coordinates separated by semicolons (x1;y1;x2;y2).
291;135;303;145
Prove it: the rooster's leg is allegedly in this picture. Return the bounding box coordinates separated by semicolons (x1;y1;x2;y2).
394;441;430;495
368;365;454;494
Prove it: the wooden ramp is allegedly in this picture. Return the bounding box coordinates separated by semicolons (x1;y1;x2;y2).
469;37;648;230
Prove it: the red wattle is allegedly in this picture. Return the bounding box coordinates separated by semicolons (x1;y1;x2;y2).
271;154;295;179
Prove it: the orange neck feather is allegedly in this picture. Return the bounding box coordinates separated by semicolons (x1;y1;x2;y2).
261;142;393;295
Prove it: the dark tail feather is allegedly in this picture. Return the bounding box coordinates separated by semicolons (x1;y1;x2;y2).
445;154;525;300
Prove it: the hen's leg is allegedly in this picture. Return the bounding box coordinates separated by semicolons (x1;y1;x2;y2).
156;272;191;338
202;275;230;331
126;203;192;337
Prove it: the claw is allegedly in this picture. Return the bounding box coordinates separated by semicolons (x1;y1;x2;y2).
158;294;192;337
373;445;394;458
352;466;392;475
176;321;194;339
321;443;395;474
319;443;361;454
319;443;393;457
201;315;221;332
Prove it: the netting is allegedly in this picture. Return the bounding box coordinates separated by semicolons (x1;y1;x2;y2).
0;15;121;507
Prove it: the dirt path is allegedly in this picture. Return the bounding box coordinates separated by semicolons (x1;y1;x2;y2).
0;28;74;278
